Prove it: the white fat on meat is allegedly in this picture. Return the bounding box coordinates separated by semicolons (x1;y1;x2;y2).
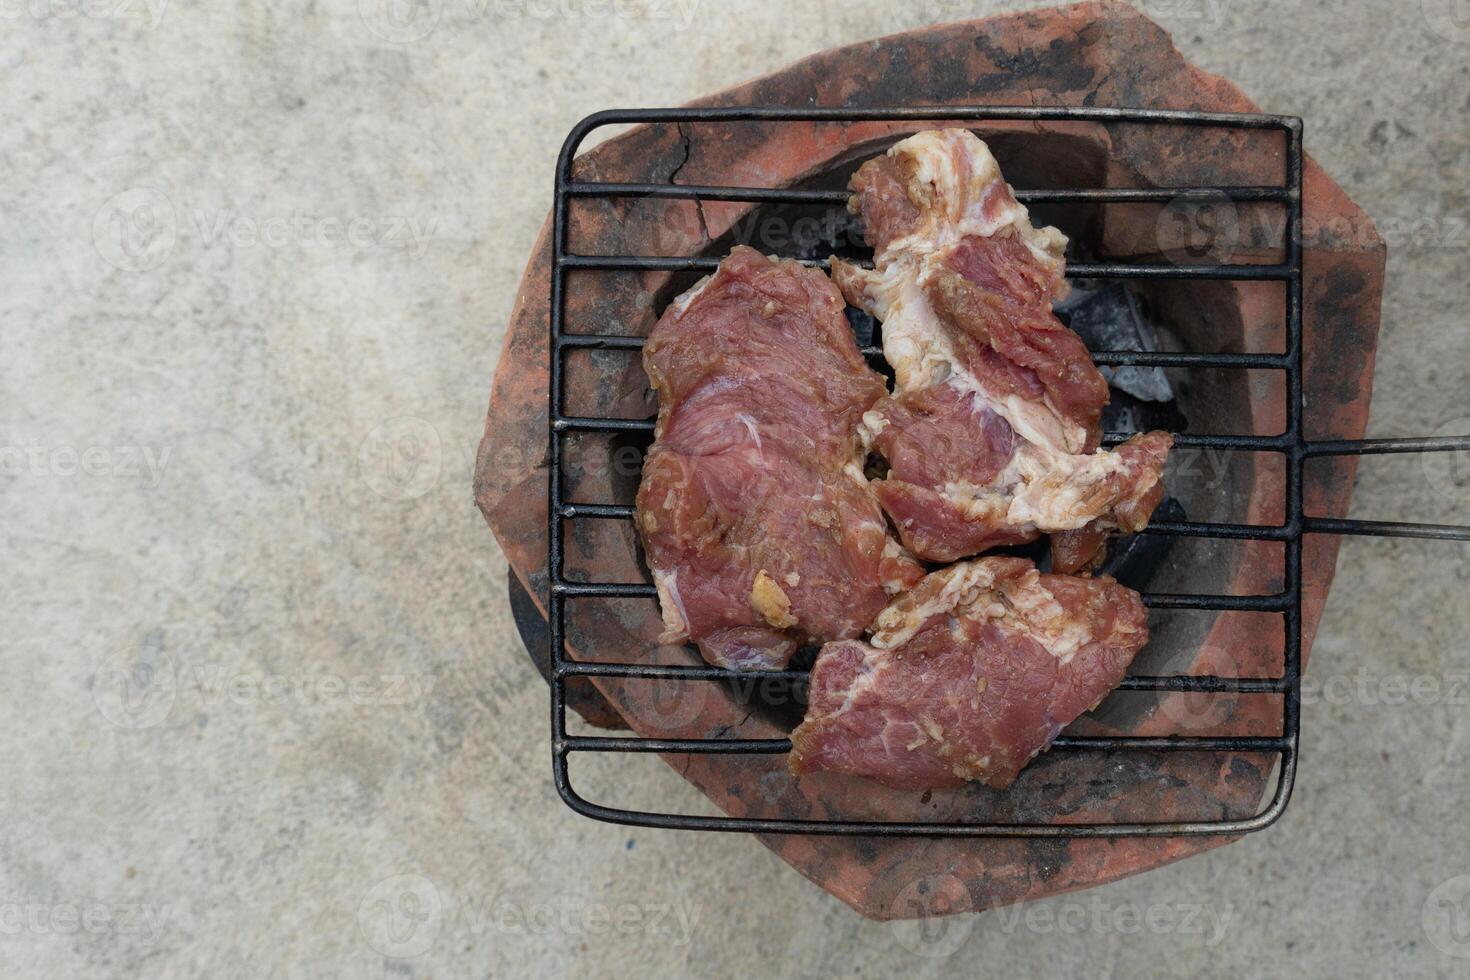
849;248;1088;457
869;559;1096;664
872;130;1068;274
842;130;1163;542
652;568;690;644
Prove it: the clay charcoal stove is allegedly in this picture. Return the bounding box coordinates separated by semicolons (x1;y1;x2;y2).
474;5;1470;919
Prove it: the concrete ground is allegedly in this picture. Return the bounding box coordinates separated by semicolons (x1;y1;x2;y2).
4;0;1468;976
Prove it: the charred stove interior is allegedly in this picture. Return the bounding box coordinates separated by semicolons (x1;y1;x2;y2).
540;106;1470;838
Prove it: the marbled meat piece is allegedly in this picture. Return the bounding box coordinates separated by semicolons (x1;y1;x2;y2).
635;246;924;670
831;129;1172;571
789;556;1149;789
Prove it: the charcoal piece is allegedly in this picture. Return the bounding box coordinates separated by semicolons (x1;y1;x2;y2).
1059;284;1174;403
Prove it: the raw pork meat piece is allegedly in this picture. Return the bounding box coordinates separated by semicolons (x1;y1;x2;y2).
788;556;1149;789
635;246;924;670
831;130;1172;570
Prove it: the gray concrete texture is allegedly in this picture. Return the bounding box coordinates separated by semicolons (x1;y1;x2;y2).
3;0;1468;976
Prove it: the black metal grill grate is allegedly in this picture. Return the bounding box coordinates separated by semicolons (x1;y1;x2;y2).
545;106;1470;837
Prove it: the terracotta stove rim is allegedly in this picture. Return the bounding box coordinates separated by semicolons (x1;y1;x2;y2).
474;1;1384;918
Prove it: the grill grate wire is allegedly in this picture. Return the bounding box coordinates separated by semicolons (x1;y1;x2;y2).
544;106;1470;837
